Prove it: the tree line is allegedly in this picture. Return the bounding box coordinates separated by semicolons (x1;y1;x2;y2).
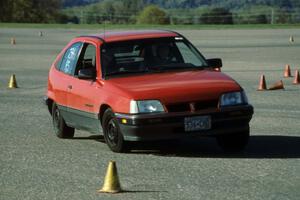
64;1;300;25
62;0;300;10
0;0;66;23
1;0;299;24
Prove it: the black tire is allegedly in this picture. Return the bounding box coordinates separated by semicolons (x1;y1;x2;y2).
216;129;249;152
102;108;128;153
52;102;74;138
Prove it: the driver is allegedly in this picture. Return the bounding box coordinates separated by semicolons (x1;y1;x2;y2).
156;44;171;62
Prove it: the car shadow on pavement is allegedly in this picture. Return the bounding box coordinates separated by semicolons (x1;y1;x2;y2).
71;134;300;158
129;135;300;159
72;135;105;142
120;190;167;194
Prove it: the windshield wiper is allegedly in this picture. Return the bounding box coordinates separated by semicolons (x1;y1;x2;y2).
105;70;148;77
105;64;205;78
149;63;204;72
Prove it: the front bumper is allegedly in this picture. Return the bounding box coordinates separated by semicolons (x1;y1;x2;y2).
115;105;253;141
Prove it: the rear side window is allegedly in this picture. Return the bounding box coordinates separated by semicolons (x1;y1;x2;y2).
59;42;82;75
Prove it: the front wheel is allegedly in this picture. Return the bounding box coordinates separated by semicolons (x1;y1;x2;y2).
216;129;249;152
102;108;128;153
52;102;74;138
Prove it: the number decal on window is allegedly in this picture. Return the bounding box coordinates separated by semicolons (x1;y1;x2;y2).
60;43;82;75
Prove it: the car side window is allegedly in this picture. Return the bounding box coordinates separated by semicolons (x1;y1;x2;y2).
59;42;82;75
75;43;96;76
55;55;63;70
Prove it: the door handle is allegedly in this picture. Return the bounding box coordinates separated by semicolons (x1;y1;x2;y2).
67;85;72;89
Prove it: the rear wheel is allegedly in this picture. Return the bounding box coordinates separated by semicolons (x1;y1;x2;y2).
216;128;249;152
102;108;128;153
52;102;74;138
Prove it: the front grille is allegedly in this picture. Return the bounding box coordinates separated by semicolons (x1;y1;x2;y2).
195;100;219;110
166;103;190;112
166;99;219;113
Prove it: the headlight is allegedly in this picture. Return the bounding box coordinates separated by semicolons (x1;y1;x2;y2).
130;100;165;114
220;91;248;107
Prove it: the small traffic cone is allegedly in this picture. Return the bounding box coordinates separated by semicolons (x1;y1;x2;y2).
293;70;300;84
11;37;16;45
98;161;122;193
289;36;294;43
284;64;292;78
257;74;267;91
269;80;284;90
8;74;18;88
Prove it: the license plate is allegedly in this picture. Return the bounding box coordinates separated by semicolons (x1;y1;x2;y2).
184;116;211;132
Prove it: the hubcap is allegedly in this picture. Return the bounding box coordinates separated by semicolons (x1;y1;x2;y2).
107;119;119;146
53;107;60;131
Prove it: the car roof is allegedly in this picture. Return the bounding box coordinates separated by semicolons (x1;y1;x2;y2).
79;30;180;43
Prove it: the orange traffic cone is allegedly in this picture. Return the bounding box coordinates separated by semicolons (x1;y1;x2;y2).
11;37;16;45
293;70;300;84
284;64;292;78
257;74;267;91
269;80;284;90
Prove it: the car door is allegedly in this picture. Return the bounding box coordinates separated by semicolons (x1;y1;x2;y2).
55;42;83;116
66;42;102;133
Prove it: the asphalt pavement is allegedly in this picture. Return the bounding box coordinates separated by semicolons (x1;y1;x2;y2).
0;27;299;200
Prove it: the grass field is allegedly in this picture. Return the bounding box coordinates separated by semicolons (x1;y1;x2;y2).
0;26;300;200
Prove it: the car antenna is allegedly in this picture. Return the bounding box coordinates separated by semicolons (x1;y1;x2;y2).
103;20;106;40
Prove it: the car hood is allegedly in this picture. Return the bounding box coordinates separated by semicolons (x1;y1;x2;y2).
104;70;241;104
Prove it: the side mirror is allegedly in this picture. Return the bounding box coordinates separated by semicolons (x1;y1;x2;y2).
206;58;222;68
78;68;96;80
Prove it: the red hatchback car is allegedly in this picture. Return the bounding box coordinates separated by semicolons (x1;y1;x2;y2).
44;30;253;152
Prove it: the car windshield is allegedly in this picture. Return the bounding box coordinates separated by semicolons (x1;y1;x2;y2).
101;37;208;78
